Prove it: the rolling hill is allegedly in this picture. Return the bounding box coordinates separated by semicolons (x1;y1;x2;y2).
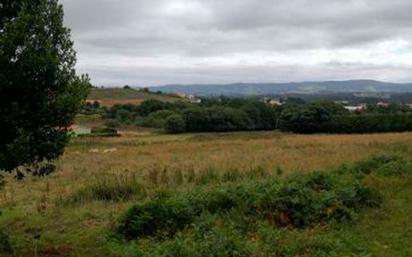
152;80;412;96
88;87;183;106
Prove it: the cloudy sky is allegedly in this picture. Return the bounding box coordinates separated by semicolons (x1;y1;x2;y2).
61;0;412;86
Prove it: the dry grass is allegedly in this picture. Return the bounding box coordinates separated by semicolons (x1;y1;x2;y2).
62;131;412;176
3;131;412;207
1;131;412;256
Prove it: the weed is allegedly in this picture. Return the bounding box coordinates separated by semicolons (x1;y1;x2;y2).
221;168;243;182
63;174;145;205
195;167;219;185
185;168;196;184
117;168;381;239
0;229;13;256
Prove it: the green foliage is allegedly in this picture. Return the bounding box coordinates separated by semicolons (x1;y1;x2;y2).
326;114;412;134
154;227;254;257
352;155;405;175
104;96;412;134
366;103;411;114
279;101;348;133
117;168;381;240
105;98;278;133
138;99;173;116
0;0;90;172
140;110;177;129
376;159;412;177
90;127;119;137
277;100;412;134
0;229;13;256
110;155;412;256
80;100;105;115
164;115;186;134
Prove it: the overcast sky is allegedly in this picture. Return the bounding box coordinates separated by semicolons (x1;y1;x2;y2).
61;0;412;86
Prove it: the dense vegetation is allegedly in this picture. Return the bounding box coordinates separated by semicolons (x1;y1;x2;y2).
101;98;277;132
0;0;89;172
111;154;410;257
278;101;412;134
95;97;412;134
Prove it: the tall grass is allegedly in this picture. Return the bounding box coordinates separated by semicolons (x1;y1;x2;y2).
61;174;145;205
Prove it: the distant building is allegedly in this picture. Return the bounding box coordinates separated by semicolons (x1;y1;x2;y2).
344;104;367;112
262;98;282;106
268;99;282;106
176;93;202;103
406;103;412;109
376;101;390;108
334;100;349;105
190;98;202;104
187;94;202;104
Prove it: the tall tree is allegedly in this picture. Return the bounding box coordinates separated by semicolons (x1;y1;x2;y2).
0;0;90;173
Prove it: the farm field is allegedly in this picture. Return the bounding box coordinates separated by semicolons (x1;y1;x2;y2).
1;131;412;256
87;88;183;107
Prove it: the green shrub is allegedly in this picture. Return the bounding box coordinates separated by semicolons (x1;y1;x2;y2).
139;110;176;128
155;228;254;257
90;127;120;137
375;158;412;177
352;155;403;175
117;196;195;239
326;114;412;134
0;230;13;255
117;170;381;239
221;168;243;182
164;115;186;134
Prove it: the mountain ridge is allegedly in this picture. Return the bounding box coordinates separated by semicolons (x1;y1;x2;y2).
151;80;412;96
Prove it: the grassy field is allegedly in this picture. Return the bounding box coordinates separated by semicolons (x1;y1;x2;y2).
88;88;183;107
1;131;412;256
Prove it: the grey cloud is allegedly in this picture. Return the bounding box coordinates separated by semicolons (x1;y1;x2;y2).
60;0;412;85
78;62;412;86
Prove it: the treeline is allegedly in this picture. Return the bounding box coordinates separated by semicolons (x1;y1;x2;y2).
278;101;412;134
86;98;412;134
102;98;278;133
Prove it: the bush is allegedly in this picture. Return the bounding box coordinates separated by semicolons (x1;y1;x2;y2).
137;100;171;116
139;110;176;128
279;101;348;133
182;108;211;132
0;230;13;255
165;115;186;134
90;127;120;137
117;169;381;239
352;155;404;175
375;158;412;177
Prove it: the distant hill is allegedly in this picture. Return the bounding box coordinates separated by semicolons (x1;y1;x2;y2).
88;87;182;106
152;80;412;96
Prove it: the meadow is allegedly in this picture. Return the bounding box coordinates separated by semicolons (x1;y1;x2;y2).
87;88;183;107
1;131;412;256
